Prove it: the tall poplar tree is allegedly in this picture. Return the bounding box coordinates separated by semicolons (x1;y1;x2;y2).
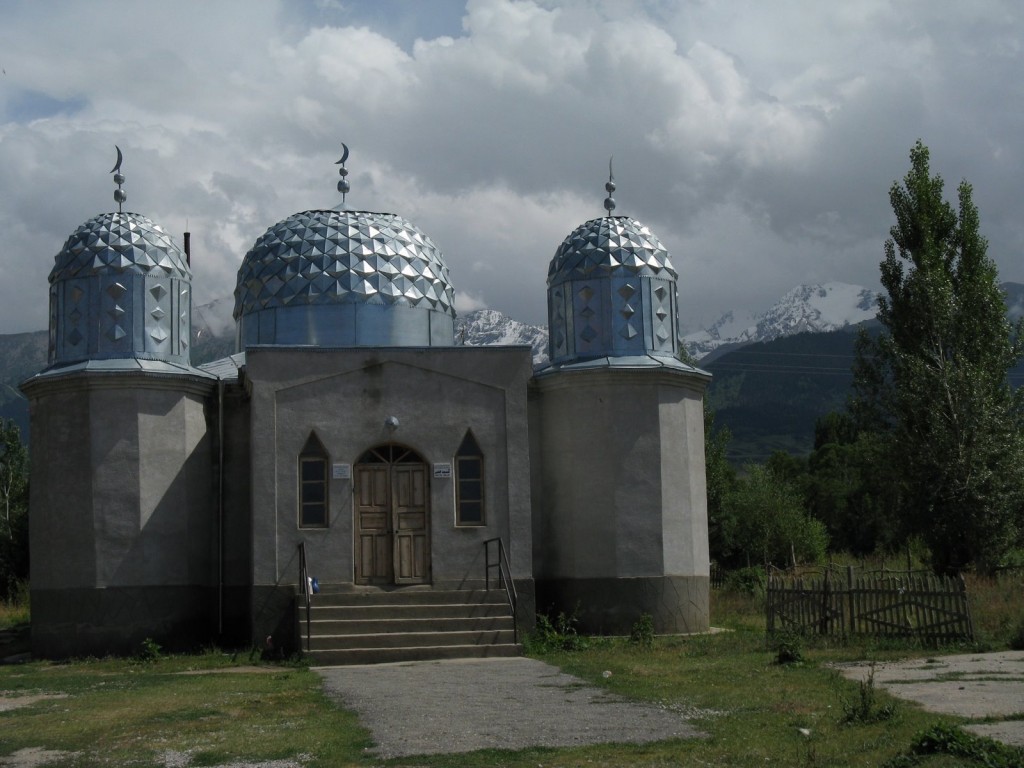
853;141;1024;574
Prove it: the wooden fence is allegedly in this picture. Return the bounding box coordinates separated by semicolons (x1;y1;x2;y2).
766;566;974;642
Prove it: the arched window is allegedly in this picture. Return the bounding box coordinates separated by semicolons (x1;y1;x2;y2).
299;433;329;528
455;430;484;526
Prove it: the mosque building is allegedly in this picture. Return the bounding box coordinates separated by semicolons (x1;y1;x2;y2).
21;147;712;661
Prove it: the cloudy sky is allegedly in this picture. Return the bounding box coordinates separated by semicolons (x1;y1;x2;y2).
2;0;1022;334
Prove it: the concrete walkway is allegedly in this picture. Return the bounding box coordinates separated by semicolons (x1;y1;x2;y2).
833;651;1024;747
315;657;705;759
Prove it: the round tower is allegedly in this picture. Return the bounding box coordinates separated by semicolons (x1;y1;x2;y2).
22;149;215;658
532;161;711;635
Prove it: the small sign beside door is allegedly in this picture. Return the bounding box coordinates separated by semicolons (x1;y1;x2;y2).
332;463;351;480
433;462;452;479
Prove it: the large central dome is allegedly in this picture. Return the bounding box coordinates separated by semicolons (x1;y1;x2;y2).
234;209;456;348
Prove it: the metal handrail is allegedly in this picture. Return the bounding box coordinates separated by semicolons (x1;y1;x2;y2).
298;542;312;652
484;537;519;644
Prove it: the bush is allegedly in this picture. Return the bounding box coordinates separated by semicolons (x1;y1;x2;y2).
136;637;163;663
629;613;654;648
530;605;586;652
772;631;804;665
723;566;767;596
887;723;1024;768
1009;616;1024;651
841;665;898;724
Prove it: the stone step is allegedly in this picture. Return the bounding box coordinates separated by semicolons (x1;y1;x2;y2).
303;628;516;651
304;588;508;607
306;602;510;621
297;587;520;666
305;643;522;666
305;616;513;635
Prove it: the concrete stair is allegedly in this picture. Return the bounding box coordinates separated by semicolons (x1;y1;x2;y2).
298;588;520;666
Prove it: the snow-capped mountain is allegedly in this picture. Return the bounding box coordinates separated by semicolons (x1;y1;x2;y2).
189;282;881;365
192;295;236;342
455;309;548;365
188;298;551;365
683;282;878;360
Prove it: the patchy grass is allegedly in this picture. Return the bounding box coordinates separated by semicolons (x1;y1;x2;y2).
965;569;1024;649
0;652;372;767
0;581;29;631
1;585;1022;767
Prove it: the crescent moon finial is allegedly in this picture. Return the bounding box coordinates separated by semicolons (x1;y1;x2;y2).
335;141;351;206
603;155;616;215
111;145;127;213
110;145;123;174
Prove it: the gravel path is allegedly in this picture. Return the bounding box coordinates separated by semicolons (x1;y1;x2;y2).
316;656;705;759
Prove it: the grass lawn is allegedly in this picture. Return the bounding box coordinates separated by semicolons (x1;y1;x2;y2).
0;585;1021;767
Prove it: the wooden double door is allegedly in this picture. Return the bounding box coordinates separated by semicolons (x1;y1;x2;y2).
354;445;430;585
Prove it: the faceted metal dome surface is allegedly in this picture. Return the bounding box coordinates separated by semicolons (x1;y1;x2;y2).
234;209;456;348
545;215;680;366
235;209;455;314
51;212;190;282
548;216;677;286
47;212;194;369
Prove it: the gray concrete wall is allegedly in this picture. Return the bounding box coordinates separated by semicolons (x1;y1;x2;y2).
218;381;253;648
531;367;710;634
24;372;216;658
243;346;536;648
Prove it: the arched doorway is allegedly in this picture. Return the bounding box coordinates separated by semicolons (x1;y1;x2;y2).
354;444;431;585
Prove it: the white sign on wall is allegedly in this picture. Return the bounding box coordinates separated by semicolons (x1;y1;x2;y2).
433;462;452;479
332;463;351;480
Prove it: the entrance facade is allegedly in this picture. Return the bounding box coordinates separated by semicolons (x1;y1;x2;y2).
354;444;431;585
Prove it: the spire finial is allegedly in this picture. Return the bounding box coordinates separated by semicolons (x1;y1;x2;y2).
603;156;616;216
335;142;351;206
111;145;126;213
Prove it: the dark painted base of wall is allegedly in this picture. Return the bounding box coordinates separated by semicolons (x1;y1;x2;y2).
250;585;299;657
535;575;709;635
31;586;219;659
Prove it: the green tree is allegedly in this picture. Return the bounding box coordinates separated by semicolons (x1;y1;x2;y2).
0;419;29;601
704;401;736;564
717;464;827;569
805;412;901;556
852;141;1024;574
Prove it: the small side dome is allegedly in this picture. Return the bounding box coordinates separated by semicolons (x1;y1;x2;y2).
546;215;679;364
48;212;193;366
234;209;456;348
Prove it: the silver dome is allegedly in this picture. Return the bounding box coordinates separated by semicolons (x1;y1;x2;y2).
48;212;193;367
546;216;679;364
234;209;456;348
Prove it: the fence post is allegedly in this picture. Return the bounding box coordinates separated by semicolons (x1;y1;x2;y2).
846;565;855;635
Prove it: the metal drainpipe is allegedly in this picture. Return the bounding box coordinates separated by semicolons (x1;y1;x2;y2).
217;377;225;638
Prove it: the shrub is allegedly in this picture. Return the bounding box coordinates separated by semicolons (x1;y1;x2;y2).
530;605;586;652
772;631;804;665
136;637;163;663
629;613;654;648
841;665;898;724
1009;616;1024;651
724;566;767;596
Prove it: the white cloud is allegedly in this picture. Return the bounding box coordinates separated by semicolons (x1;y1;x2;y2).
1;0;1023;336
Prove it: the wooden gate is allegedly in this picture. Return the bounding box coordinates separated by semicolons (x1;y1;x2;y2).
767;567;973;642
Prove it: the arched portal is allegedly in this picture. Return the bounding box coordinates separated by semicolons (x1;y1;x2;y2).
354;444;431;585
